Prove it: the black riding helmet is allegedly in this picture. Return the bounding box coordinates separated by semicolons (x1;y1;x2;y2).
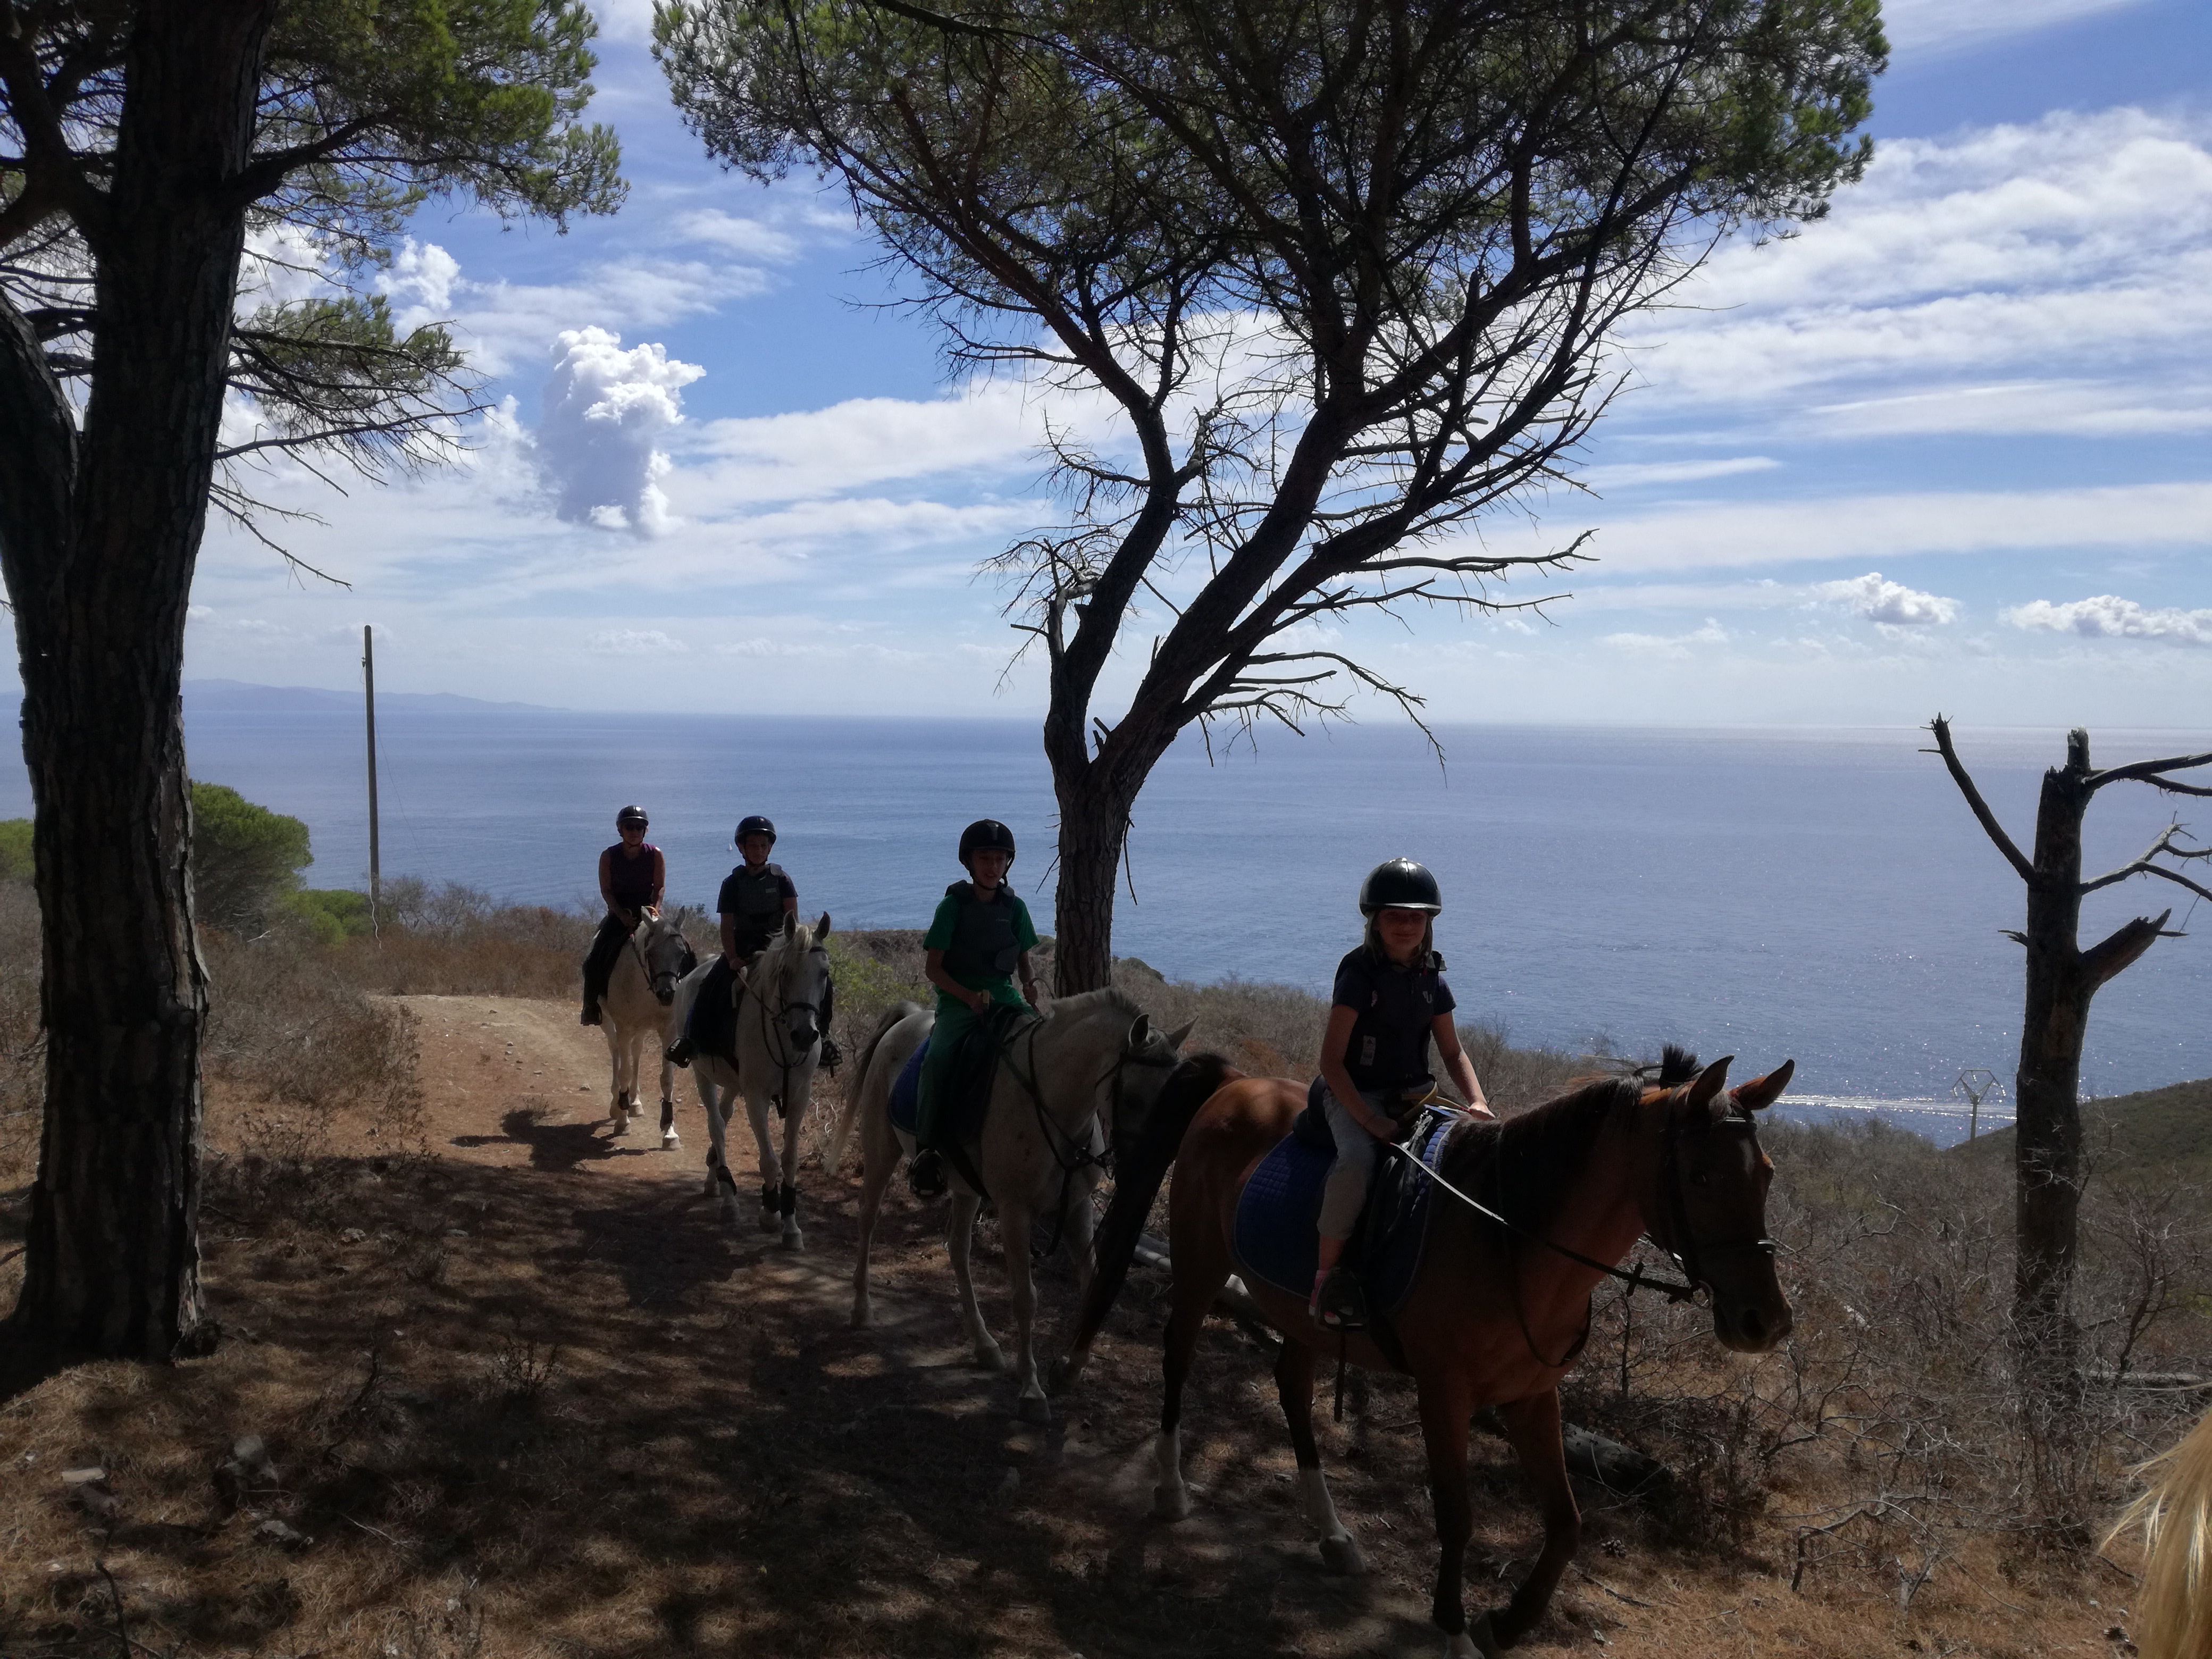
1359;857;1442;915
958;818;1017;869
616;805;649;831
735;814;776;847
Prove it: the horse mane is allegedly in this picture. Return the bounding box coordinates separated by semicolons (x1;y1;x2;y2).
1440;1073;1645;1237
1046;985;1147;1023
2110;1407;2212;1659
1657;1044;1700;1085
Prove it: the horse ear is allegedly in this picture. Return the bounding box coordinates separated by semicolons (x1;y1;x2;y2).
1125;1012;1152;1051
1165;1019;1195;1052
816;911;832;940
1729;1058;1795;1113
782;911;796;938
1686;1055;1735;1118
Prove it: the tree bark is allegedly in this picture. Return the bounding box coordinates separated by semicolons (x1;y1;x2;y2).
3;0;280;1359
2012;735;2091;1372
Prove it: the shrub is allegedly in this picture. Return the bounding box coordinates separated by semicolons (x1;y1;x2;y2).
282;886;378;945
191;781;312;931
0;817;31;883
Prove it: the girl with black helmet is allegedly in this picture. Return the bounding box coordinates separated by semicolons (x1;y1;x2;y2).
907;818;1039;1197
581;806;666;1025
1310;857;1491;1329
668;815;798;1067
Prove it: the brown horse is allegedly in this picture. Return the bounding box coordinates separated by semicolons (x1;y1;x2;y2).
1060;1048;1796;1657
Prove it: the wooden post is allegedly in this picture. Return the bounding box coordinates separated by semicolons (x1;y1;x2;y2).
363;625;380;940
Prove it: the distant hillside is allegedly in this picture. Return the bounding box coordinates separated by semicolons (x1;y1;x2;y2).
181;679;562;715
1950;1077;2212;1186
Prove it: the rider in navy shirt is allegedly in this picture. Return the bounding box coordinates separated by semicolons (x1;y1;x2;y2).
581;805;665;1025
669;814;798;1067
1311;858;1490;1330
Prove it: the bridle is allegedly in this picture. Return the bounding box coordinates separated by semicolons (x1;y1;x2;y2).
626;917;685;1004
1002;1019;1185;1253
744;934;828;1114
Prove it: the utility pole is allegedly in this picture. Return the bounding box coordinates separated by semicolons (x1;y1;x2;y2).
363;625;381;940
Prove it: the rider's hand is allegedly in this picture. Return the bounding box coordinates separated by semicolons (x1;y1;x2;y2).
969;990;992;1015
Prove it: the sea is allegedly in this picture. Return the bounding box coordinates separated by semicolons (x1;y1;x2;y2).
10;684;2210;1149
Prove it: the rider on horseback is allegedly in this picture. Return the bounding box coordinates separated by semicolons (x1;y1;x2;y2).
581;805;665;1026
1311;858;1491;1330
907;818;1040;1199
667;814;795;1068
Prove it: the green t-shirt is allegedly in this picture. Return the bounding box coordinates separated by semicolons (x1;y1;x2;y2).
924;884;1040;996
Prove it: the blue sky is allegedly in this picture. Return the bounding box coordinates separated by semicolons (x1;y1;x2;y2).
181;0;2212;727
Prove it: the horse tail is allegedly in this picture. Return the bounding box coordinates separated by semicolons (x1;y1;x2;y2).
827;1001;922;1175
1053;1051;1243;1396
2110;1406;2212;1659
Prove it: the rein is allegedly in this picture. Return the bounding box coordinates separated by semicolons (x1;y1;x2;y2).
1383;1115;1721;1308
745;939;827;1117
1001;1017;1182;1256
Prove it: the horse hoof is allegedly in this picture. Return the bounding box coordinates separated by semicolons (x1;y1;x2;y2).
609;1118;629;1137
1319;1535;1369;1577
1448;1613;1501;1658
1046;1354;1080;1397
661;1132;680;1150
974;1342;1009;1373
757;1212;780;1235
851;1302;872;1330
1015;1394;1051;1427
1150;1485;1192;1522
780;1228;804;1252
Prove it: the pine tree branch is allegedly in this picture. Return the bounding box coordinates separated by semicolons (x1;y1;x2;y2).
1928;715;2035;883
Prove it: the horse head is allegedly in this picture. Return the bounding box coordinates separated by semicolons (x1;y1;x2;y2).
1644;1054;1796;1354
1109;1011;1197;1152
772;911;833;1053
639;913;692;1006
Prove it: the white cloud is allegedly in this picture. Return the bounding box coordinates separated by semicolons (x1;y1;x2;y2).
1546;481;2212;575
1624;111;2212;434
2002;596;2212;647
538;328;706;538
1577;456;1781;491
1881;0;2151;53
1814;573;1960;625
1599;618;1730;659
588;629;690;655
672;210;803;263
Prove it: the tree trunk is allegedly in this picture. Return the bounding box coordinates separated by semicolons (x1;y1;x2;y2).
2012;734;2091;1382
3;0;279;1359
1050;768;1138;996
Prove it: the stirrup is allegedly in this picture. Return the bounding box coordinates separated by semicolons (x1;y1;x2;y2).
665;1037;693;1069
908;1149;947;1201
1312;1266;1368;1332
819;1035;844;1071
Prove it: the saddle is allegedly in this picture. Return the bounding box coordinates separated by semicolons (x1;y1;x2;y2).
887;1003;1032;1160
1233;1093;1458;1337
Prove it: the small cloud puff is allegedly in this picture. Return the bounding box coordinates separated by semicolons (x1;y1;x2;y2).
1815;572;1959;625
539;328;706;539
590;629;689;656
2002;595;2212;648
1599;618;1729;659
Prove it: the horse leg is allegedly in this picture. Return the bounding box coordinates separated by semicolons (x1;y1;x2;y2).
747;1087;782;1235
657;1027;678;1149
1153;1233;1230;1521
999;1195;1050;1424
947;1190;1007;1372
1488;1389;1579;1653
1416;1371;1492;1658
702;1075;740;1222
1276;1338;1366;1575
775;1079;808;1250
603;1023;629;1135
851;1112;895;1329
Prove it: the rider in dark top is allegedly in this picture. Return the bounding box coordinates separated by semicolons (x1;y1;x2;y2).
581;805;665;1025
668;815;797;1067
1310;858;1490;1330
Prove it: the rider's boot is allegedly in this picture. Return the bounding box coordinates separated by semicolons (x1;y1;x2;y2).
908;1148;948;1201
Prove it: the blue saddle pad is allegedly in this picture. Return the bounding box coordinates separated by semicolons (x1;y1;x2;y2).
888;1038;929;1135
1233;1110;1456;1319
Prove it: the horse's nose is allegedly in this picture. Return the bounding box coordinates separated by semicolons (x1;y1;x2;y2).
656;984;675;1006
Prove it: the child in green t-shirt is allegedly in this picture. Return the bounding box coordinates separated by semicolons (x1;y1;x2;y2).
908;818;1040;1197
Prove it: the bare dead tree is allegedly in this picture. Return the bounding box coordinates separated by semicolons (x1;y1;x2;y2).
660;0;1886;991
1928;717;2212;1402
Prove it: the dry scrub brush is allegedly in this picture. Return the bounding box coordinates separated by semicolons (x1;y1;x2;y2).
1559;1113;2212;1614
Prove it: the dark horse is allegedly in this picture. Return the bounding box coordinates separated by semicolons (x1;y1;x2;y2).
1057;1048;1796;1657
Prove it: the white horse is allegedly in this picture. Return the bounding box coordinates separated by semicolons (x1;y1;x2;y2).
668;911;832;1247
828;987;1192;1423
594;910;693;1142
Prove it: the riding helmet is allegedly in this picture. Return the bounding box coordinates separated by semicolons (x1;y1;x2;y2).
1359;857;1442;915
735;814;777;847
616;804;650;831
958;818;1017;867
